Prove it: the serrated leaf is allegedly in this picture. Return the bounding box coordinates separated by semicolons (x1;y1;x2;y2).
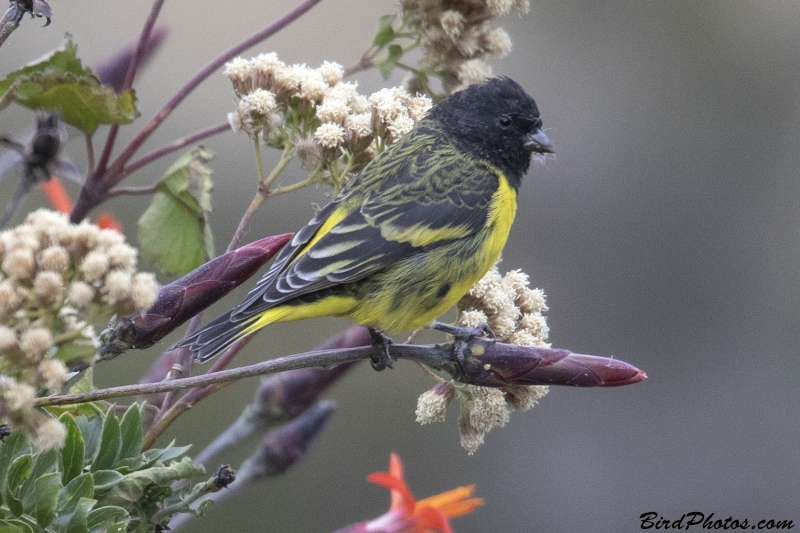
378;44;404;79
25;472;60;527
0;73;137;135
58;473;94;515
372;14;396;48
0;41;136;134
91;471;123;491
59;414;85;485
118;404;142;462
0;41;92;94
102;457;204;507
86;506;127;533
138;148;215;275
91;411;121;472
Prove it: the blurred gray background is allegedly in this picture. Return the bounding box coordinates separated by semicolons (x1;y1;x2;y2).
2;0;799;531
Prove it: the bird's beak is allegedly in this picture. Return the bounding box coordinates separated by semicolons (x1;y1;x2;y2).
523;129;554;154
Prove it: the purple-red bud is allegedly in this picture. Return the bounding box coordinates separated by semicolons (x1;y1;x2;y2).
95;26;168;93
247;400;335;479
253;326;369;424
458;340;646;388
99;233;291;358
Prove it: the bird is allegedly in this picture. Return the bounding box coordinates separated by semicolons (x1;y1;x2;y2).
180;76;553;369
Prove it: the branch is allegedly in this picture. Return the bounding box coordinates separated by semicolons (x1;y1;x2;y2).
0;2;24;49
105;0;324;183
36;340;646;407
68;0;325;222
120;121;231;179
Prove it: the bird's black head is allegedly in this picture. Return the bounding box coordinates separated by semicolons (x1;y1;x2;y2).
428;77;553;188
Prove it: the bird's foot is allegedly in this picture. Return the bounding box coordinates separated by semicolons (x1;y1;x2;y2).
368;327;394;371
432;321;496;362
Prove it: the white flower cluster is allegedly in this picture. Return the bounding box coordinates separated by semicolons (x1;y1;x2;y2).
224;53;431;188
400;0;528;93
458;265;549;347
416;264;550;453
0;210;159;449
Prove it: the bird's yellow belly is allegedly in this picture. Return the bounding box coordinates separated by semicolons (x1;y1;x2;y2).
350;175;517;331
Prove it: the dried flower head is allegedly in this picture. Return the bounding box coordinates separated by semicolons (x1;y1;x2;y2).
1;210;158;447
415;381;456;424
415;264;551;452
385;0;528;95
226;52;432;191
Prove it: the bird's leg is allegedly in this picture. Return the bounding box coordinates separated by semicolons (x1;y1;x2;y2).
367;327;394;371
431;320;496;363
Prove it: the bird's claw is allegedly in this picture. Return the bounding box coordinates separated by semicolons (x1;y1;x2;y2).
432;320;496;363
368;327;394;371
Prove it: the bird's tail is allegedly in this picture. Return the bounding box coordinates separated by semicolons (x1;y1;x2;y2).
180;311;256;363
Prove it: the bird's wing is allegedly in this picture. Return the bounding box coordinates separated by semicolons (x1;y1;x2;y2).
230;135;499;321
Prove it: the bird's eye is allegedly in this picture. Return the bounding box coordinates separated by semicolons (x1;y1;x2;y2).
497;115;513;128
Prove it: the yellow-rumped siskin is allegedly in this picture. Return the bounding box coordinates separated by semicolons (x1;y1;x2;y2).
181;77;553;366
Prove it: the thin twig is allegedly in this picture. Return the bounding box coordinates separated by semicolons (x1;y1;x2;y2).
35;343;445;407
69;0;325;222
95;0;165;177
84;133;95;178
106;183;159;197
122;121;231;178
0;2;24;49
105;0;325;186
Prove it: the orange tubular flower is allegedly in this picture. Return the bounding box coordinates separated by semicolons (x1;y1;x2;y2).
332;454;483;533
40;176;123;232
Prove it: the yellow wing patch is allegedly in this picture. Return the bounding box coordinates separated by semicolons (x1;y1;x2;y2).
379;220;474;247
295;205;351;258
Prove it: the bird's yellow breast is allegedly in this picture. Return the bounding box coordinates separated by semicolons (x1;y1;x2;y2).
348;172;518;331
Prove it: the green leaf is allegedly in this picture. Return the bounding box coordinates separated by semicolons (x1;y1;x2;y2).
58;473;94;515
102;457;204;507
86;506;127;533
64;498;95;533
91;471;123;491
54;343;99;366
0;432;30;492
0;41;92;93
74;414;103;465
372;14;396;48
138;148;215;275
0;519;31;533
378;44;404;79
5;455;32;496
118;404;142;462
59;414;85;485
142;442;192;467
4;455;32;516
26;472;60;527
0;40;137;134
21;448;58;498
91;411;121;472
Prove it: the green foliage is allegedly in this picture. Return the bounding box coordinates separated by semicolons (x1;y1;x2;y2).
138;148;215;275
0;40;137;134
0;405;209;533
